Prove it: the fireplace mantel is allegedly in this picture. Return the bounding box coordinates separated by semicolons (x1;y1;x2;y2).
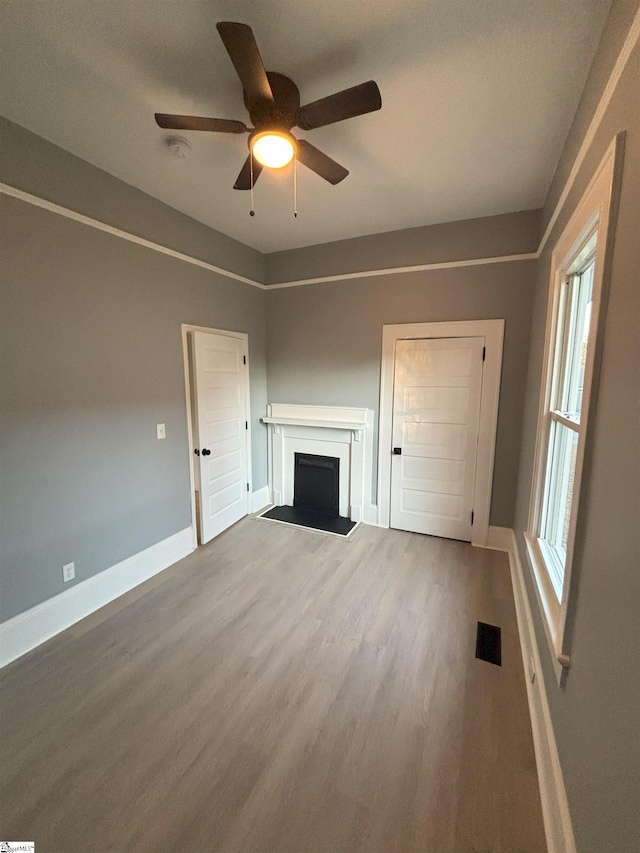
262;404;368;433
263;404;374;522
262;415;366;431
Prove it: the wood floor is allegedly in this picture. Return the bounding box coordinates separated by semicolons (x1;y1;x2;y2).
1;519;546;852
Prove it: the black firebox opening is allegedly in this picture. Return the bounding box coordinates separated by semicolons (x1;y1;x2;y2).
261;452;355;536
293;453;339;517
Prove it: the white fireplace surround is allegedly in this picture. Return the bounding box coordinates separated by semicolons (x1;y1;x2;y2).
263;404;375;523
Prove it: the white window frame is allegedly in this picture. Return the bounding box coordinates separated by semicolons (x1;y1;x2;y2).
526;136;622;683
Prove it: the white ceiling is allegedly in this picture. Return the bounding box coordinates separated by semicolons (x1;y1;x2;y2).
0;0;610;253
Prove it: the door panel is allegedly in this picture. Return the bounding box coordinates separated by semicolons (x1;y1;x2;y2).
404;385;470;415
401;489;463;519
401;457;466;496
205;415;242;445
390;337;484;541
404;421;467;457
193;331;248;544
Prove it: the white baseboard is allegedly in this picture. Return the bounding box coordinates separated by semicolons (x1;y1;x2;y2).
363;502;377;525
486;526;576;853
0;527;194;669
251;485;271;513
484;524;513;551
363;503;387;526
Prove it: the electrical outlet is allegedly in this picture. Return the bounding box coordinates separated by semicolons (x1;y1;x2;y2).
156;423;166;439
62;562;75;583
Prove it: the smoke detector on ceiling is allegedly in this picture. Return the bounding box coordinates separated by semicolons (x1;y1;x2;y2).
166;136;191;159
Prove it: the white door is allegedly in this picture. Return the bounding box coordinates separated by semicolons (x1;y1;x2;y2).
192;331;249;544
390;337;484;541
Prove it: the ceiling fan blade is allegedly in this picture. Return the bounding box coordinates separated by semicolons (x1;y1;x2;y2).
155;114;248;133
296;80;381;131
233;155;264;190
216;22;273;104
295;139;348;184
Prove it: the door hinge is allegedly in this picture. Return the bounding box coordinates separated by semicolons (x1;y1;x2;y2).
471;510;474;525
243;354;247;365
482;346;486;361
247;483;250;492
245;420;248;430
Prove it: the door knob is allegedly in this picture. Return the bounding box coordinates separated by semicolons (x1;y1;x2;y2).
201;448;211;456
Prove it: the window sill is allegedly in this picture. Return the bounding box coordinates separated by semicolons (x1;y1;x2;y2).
524;533;569;685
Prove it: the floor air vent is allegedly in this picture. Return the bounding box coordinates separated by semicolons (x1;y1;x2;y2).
475;621;502;666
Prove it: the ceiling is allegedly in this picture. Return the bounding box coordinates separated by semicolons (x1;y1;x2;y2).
0;0;611;253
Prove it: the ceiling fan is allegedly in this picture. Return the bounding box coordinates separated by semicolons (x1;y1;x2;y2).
155;21;382;190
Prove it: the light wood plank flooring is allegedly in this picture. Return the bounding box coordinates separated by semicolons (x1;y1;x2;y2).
1;519;545;852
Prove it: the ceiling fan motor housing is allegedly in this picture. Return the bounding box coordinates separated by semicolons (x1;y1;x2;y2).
244;71;301;134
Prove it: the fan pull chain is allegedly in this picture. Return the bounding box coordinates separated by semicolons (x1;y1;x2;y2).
249;149;255;217
293;154;298;218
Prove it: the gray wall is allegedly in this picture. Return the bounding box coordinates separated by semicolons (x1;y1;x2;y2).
0;117;265;284
513;6;640;851
265;208;540;283
1;125;268;623
266;258;537;527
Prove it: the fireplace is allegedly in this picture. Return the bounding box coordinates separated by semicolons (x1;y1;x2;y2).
260;403;375;532
294;453;340;517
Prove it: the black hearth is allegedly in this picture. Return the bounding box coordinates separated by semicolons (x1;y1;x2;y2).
260;452;356;536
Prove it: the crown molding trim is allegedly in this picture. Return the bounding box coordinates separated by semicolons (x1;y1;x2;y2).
0;180;536;284
0;181;266;290
265;253;537;288
2;5;637;290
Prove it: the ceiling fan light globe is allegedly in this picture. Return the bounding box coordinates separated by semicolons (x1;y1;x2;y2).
251;131;295;168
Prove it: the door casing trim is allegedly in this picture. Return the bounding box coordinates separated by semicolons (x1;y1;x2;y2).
181;324;252;550
377;320;504;546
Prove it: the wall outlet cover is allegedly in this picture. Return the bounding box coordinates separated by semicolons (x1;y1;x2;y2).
62;562;75;583
156;423;166;439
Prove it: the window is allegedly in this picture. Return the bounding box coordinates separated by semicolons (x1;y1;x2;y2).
526;139;620;679
539;242;595;599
